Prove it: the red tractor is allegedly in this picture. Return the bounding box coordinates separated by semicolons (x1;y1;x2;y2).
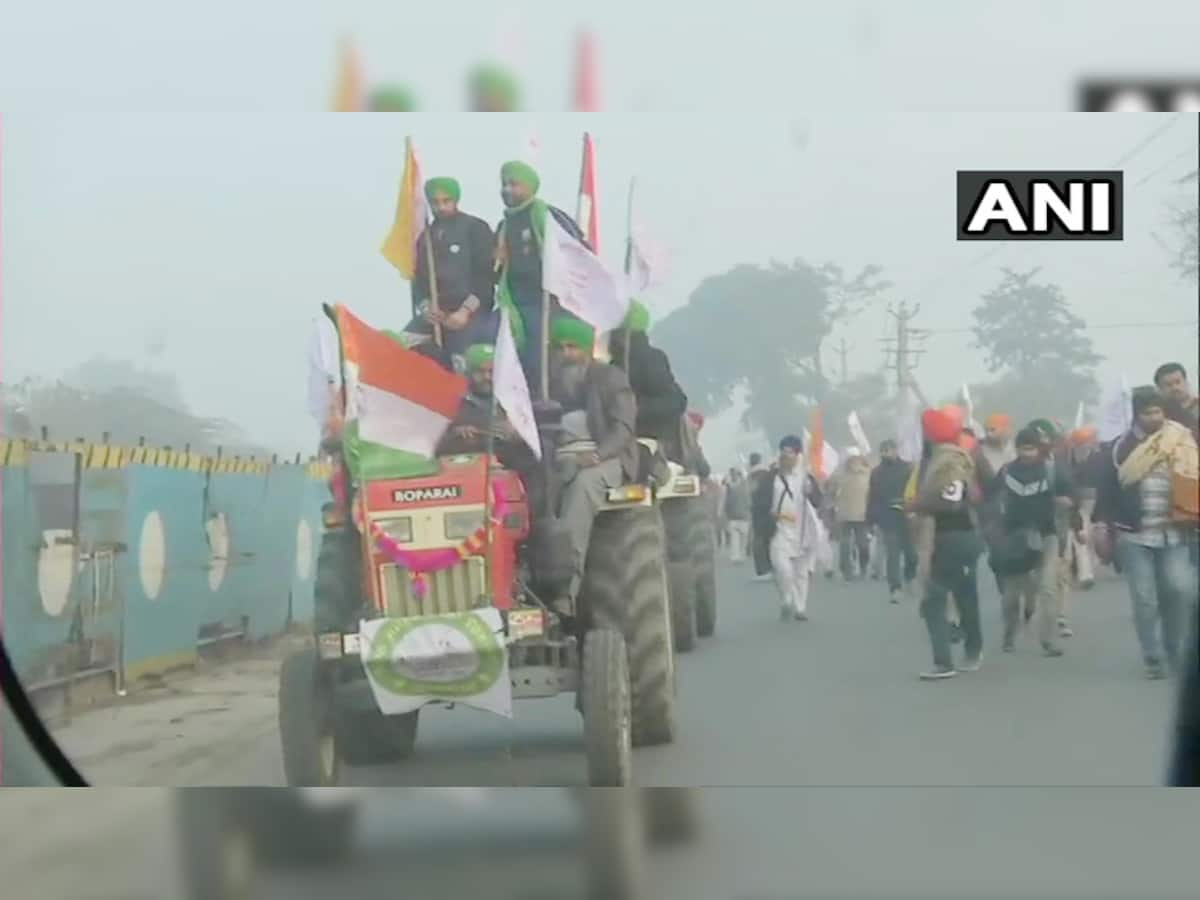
278;438;677;787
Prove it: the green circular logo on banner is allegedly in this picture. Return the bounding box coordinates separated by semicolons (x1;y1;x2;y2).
365;614;503;697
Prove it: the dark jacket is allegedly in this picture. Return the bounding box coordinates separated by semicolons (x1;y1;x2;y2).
412;212;496;315
609;331;689;444
866;457;912;527
992;458;1072;536
1094;431;1150;533
577;361;640;483
1070;446;1103;492
436;392;536;471
497;204;589;301
1165;395;1200;443
724;479;751;520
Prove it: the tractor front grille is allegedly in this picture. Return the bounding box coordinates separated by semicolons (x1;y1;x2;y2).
379;556;489;618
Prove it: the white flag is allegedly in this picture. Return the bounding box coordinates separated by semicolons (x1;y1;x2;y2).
959;383;983;435
542;212;629;331
625;224;667;297
1073;401;1086;430
847;410;871;455
1098;373;1132;442
307;314;342;426
493;307;542;459
896;388;923;463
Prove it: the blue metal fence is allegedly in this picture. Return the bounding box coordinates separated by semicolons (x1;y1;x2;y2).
0;438;331;691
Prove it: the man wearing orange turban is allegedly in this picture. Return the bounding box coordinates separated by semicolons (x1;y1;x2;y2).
908;405;984;679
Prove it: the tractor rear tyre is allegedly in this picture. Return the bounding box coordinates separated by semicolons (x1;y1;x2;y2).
278;646;340;786
582;508;677;748
667;560;697;652
689;503;718;638
581;628;632;786
662;500;698;653
313;516;365;633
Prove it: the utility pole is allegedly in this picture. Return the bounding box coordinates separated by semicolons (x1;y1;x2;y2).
880;301;930;399
834;338;852;386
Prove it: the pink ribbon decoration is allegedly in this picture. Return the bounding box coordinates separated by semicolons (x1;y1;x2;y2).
369;478;516;600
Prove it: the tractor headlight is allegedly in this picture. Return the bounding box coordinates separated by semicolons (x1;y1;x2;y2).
606;484;649;504
378;517;413;543
445;510;485;540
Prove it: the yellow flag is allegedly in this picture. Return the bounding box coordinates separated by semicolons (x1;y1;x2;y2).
331;38;365;112
380;137;428;279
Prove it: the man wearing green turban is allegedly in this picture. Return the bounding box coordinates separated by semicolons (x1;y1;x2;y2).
493;160;590;397
548;313;640;619
608;299;693;470
408;176;498;369
437;342;544;513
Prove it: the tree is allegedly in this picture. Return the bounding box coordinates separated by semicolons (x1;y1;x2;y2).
653;258;891;446
0;361;270;458
970;267;1102;423
62;356;186;410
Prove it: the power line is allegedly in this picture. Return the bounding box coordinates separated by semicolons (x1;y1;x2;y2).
913;114;1191;292
1133;149;1199;186
921;320;1199;335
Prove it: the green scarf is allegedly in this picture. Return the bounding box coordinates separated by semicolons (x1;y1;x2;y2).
495;196;550;350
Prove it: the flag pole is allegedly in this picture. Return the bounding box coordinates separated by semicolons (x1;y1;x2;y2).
483;388;498;590
540;290;550;402
619;176;636;374
423;214;444;349
576;132;588;227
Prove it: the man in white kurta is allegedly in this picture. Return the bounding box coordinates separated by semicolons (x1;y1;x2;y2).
769;434;824;621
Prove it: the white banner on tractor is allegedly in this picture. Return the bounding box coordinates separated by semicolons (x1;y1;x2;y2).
359;608;512;718
494;306;542;459
542;211;628;332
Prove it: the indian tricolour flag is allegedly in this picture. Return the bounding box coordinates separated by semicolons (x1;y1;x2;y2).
335;304;467;456
380;137;428;279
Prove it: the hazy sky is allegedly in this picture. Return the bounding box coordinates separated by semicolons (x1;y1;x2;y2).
3;113;1197;455
1;2;1199;112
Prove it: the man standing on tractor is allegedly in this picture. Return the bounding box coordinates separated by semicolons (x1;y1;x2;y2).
607;300;690;468
549;317;640;620
493;160;589;395
408;177;498;370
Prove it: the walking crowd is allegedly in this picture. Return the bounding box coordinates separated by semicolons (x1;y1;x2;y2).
713;362;1199;682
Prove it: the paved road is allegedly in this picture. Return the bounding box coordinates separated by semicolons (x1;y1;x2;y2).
45;560;1182;787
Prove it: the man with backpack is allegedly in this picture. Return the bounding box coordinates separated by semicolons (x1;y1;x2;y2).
752;435;824;621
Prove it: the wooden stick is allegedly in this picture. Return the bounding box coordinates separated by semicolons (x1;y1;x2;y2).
423;222;444;348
